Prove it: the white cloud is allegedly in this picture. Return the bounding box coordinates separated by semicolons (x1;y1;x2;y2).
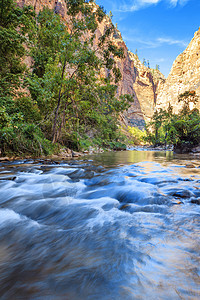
118;0;161;12
157;37;188;47
123;34;188;48
118;0;191;12
169;0;178;6
169;0;190;6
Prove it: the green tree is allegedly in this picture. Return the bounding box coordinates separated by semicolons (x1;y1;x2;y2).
29;3;132;148
143;59;146;66
0;0;35;109
168;91;200;152
146;109;165;146
0;1;55;156
108;11;113;20
146;91;200;152
178;90;198;112
0;0;133;155
155;64;160;71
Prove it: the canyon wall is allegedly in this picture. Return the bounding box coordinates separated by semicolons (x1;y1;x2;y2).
156;27;200;112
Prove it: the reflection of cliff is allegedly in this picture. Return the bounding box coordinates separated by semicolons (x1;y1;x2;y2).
156;27;200;112
17;0;165;129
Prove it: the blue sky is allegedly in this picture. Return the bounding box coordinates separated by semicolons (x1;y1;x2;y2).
95;0;200;77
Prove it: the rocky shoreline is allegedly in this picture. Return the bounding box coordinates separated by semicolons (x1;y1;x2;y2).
0;144;200;163
0;146;106;162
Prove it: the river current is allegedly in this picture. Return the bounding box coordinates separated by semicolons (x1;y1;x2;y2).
0;150;199;299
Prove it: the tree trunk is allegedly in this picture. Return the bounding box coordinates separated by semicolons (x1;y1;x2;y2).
52;56;67;144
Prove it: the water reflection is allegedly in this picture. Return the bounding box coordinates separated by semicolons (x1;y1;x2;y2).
87;150;174;167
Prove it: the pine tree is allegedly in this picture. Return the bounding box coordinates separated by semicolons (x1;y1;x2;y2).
155;64;160;71
143;59;146;66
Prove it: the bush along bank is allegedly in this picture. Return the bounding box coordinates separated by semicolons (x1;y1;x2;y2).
145;91;200;153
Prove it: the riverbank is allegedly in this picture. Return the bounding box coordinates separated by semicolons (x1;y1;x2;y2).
1;143;200;163
0;145;111;162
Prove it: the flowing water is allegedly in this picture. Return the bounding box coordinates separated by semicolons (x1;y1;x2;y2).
0;150;199;299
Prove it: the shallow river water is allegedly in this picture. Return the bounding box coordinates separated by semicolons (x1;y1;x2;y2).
0;150;199;299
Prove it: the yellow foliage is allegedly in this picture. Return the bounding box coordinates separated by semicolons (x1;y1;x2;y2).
128;126;147;144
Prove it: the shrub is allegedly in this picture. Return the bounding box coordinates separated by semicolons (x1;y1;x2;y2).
128;126;147;145
0;123;54;156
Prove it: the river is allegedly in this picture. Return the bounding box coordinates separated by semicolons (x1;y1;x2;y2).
0;150;199;299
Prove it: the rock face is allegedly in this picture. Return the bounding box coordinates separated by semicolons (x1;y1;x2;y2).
16;0;165;129
17;0;67;16
156;27;200;112
128;52;164;125
93;22;165;128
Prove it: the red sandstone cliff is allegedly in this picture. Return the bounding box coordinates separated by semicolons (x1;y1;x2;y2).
17;0;165;128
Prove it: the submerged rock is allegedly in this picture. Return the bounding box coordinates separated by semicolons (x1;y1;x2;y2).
0;175;17;181
119;204;130;210
191;199;200;205
71;150;83;157
168;189;193;199
173;143;200;155
191;145;200;154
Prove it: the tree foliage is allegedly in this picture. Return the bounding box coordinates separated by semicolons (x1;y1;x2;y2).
0;0;35;105
0;0;133;155
146;91;200;152
29;2;132;147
